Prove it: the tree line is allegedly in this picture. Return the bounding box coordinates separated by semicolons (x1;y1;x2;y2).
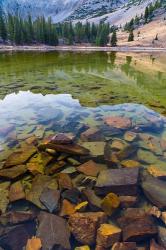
0;9;113;46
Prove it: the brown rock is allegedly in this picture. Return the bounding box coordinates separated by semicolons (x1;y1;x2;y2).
60;199;75;217
158;226;166;248
26;175;58;208
58;173;73;190
111;139;128;151
122;217;157;242
112;242;137;250
5;145;37;167
124;131;137;142
40;188;60;213
80;142;106;161
150;239;165;250
0;164;27;179
25;135;38;146
49;133;74;144
121;160;140;168
68;212;107;245
27;162;44;175
0;221;36;250
118;209;157;242
119;196;138;208
0;182;10;213
82;188;102;211
26;237;42;250
161;212;166;225
46;160;66;175
104;116;131;129
81;128;103;141
95;168;139;196
0;125;15;136
148;206;161;219
37;211;71;250
0;211;37;225
101;193;120;216
96;224;122;248
39;143;89;156
77;160;101;177
9;181;25;202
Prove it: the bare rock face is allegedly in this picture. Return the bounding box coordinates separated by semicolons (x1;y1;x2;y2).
37;211;71;250
95;168;139;196
96;224;122;248
68;212;107;245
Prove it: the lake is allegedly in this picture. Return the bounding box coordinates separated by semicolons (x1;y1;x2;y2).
0;51;166;249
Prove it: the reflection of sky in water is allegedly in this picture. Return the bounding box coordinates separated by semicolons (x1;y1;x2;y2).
1;91;166;168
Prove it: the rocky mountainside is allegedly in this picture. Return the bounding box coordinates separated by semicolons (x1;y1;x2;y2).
0;0;159;24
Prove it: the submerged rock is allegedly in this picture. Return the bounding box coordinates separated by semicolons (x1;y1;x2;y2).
81;127;103;141
142;174;166;209
77;160;101;177
101;193;120;216
96;223;122;248
82;188;102;211
150;239;165;250
60;199;75;217
4;146;37;168
80;142;106;161
112;242;137;250
0;182;10;213
0;164;27;179
0;211;37;226
118;208;157;242
39;143;89;156
137;149;157;164
104;116;132;129
26;175;58;209
25;237;42;250
37;211;71;250
95;168;139;196
68;212;107;245
40;188;60;213
9;181;25;202
0;221;36;250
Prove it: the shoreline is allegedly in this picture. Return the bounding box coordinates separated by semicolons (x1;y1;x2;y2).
1;45;166;53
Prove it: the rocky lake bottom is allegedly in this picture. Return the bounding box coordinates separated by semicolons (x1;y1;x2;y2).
0;51;166;250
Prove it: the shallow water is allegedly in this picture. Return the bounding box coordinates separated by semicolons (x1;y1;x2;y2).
1;51;166;249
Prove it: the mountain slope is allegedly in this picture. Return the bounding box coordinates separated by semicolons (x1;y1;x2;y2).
0;0;161;24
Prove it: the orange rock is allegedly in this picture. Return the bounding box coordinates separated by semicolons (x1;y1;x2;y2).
9;181;25;202
96;224;122;248
60;199;75;217
26;237;42;250
104;116;131;129
121;160;140;168
58;173;73;190
68;212;107;245
77;160;101;177
101;193;120;216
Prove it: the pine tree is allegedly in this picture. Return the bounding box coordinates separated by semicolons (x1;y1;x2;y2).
128;30;134;42
110;30;117;47
0;8;7;41
144;6;149;22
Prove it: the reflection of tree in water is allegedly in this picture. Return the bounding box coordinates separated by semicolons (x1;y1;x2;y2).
107;52;116;68
126;56;132;66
